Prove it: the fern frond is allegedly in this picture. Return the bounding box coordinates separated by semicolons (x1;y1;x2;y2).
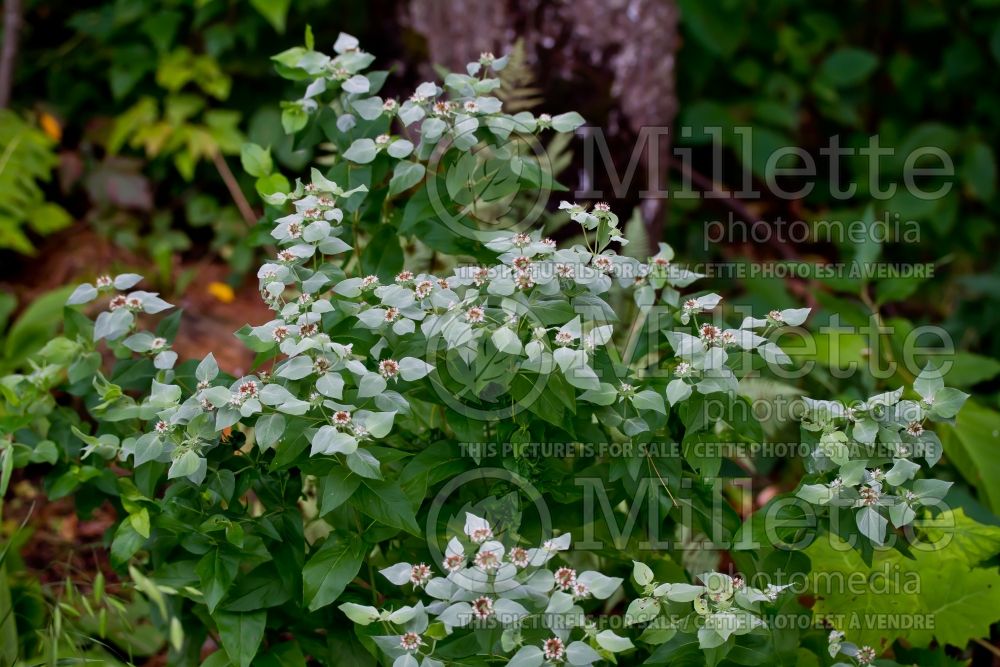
497;39;544;113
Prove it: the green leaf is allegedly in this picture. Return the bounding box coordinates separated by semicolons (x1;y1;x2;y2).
943;352;1000;388
319;468;361;516
0;563;16;667
924;508;1000;566
388;160;426;196
215;610;267;667
302;533;365;611
962;142;997;202
5;285;74;366
198;550;238;613
855;506;887;545
344;138;377;164
807;532;1000;649
249;0;291;33
940;400;1000;514
241;143;273;178
255;413;285;450
200;650;231;667
352;479;420;535
30;203;72;234
550;112;585;133
914;362;945;400
255;641;308;667
631;389;666;415
820;48;879;87
930;387;969;420
111;519;145;568
256;173;290;199
360;225;404;282
666;379;692;406
281;105;308;135
676;0;746;58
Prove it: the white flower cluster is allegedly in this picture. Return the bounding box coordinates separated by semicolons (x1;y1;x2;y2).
625;564;790;650
796;364;968;544
341;513;630;666
67;273;175;352
66;37;812;492
65;184;808;490
277;32;585;165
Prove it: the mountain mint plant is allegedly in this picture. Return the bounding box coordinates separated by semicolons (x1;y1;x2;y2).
341;513;630;666
0;29;990;667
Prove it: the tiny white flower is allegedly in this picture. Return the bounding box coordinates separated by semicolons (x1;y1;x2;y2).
414;280;433;298
554;567;577;591
471;596;494;620
508;546;529;568
554;331;574;346
469;526;493;544
409;563;432;587
474;549;500;572
399;632;423;652
511;233;531;248
859;485;880;506
543;637;565;661
379;359;400;379
592;255;612;273
443;553;465;572
699;324;721;343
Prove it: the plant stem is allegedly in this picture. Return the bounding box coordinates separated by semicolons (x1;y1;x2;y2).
212;150;258;228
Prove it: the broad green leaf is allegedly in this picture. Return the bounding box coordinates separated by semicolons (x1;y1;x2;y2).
806;533;1000;649
241;143;273;177
249;0;291;33
940;401;1000;513
255;413;285;450
319;468;361;516
344;138;377;164
215;610;267;667
303;533;366;611
198;550;238;613
388;160;426;196
352;479;420;535
820;48;879;87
